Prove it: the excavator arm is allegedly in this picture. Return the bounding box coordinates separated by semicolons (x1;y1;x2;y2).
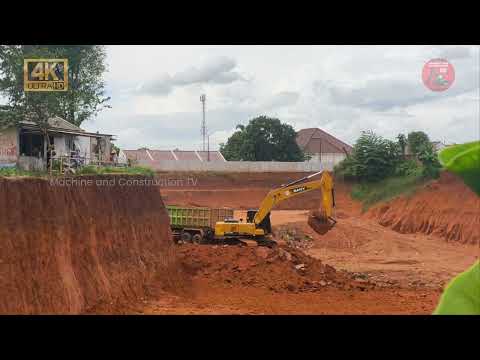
253;170;335;226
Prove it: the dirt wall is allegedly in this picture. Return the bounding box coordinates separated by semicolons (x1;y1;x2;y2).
0;175;184;314
158;172;357;211
365;172;480;245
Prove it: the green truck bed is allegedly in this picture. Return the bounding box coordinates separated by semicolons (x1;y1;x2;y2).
166;205;234;230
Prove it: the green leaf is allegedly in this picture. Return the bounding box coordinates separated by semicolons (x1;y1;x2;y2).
438;141;480;195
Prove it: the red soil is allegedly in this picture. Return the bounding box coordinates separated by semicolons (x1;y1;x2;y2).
0;176;186;314
98;244;441;315
160;172;357;211
3;170;476;314
365;172;480;245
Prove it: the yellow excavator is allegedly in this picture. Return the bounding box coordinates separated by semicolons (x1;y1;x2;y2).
214;170;336;246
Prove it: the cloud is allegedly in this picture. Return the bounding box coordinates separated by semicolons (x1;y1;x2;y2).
137;73;173;95
85;45;479;151
325;63;479;111
262;91;300;109
438;46;473;60
137;56;244;96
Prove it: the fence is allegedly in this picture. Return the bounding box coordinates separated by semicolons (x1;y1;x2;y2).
135;158;344;173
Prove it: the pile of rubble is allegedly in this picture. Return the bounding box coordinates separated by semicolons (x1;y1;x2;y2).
177;243;377;293
274;225;315;250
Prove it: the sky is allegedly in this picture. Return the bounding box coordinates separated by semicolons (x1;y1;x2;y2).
78;45;480;151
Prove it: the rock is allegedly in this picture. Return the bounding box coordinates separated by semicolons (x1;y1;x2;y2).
255;247;271;259
286;284;297;292
355;278;368;283
278;248;293;262
319;280;327;286
324;264;336;274
295;263;306;270
354;273;368;280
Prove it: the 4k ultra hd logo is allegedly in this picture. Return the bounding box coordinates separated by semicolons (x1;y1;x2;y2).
24;59;68;91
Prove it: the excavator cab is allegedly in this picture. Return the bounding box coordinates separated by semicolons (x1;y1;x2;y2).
246;209;272;234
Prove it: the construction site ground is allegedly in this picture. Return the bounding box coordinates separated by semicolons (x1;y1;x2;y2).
106;171;478;315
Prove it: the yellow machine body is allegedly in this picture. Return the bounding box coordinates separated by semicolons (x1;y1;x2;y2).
213;170;335;239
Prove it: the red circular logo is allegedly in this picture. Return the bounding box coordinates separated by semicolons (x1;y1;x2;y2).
422;58;455;92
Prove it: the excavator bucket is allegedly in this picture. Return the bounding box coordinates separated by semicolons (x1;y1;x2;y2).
307;209;336;235
307;177;337;235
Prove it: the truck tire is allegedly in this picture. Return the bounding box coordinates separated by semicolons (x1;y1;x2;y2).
192;234;203;244
181;232;193;243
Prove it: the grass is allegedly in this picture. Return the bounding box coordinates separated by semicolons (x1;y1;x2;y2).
1;165;155;178
351;171;428;211
75;165;155;176
0;167;47;178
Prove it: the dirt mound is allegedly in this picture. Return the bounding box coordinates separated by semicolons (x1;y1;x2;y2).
177;244;374;293
365;172;480;245
0;175;186;314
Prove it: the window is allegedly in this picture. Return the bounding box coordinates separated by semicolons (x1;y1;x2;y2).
19;130;44;158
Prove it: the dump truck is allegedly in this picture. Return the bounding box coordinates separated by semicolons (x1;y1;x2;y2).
167;205;234;244
167;170;336;247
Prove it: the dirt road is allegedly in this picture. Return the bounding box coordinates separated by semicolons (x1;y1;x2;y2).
270;210;478;289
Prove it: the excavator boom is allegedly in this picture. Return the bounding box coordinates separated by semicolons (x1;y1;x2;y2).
253;170;335;226
214;171;336;244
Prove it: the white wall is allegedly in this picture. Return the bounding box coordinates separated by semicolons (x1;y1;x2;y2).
135;159;343;173
54;135;67;156
118;150;128;164
307;153;347;163
74;136;91;164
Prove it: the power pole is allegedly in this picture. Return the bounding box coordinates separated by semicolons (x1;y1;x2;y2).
207;134;210;162
319;138;322;162
200;94;207;152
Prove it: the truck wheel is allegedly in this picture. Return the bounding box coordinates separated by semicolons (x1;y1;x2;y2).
181;232;192;243
192;234;203;244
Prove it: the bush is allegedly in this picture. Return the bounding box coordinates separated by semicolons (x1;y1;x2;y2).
394;159;420;177
334;131;401;182
334;154;357;180
417;143;442;179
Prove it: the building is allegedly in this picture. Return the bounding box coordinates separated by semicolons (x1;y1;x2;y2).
0;116;115;171
296;128;353;162
123;148;226;164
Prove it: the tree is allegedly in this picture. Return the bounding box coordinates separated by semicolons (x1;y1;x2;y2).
334;131;401;182
407;131;430;157
0;45;110;131
219;125;246;161
397;133;407;158
219;116;306;161
417;141;442;179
